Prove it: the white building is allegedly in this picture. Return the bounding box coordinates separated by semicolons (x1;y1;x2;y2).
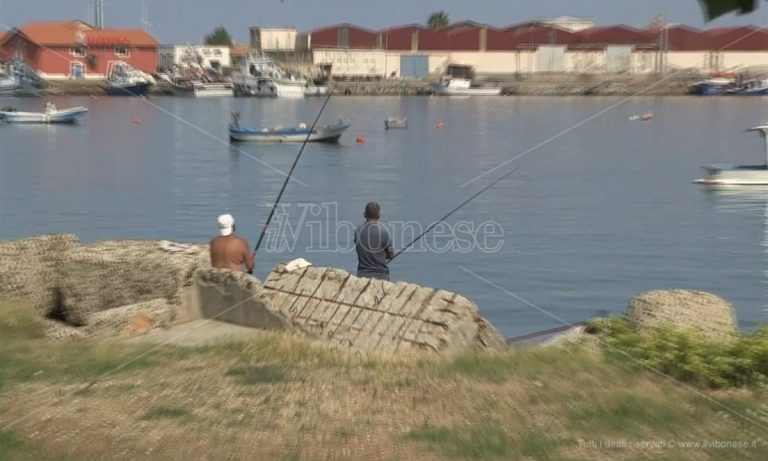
158;45;231;71
250;27;297;51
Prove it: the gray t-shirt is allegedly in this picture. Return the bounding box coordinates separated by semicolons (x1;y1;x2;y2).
354;221;392;279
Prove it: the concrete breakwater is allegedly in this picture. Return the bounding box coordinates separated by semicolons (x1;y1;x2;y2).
30;73;701;96
0;234;506;355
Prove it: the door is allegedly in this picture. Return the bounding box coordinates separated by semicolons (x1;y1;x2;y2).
400;55;428;78
606;46;633;73
536;46;566;72
70;61;85;79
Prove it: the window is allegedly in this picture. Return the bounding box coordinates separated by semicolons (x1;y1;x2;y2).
213;49;222;57
115;47;129;57
70;47;85;57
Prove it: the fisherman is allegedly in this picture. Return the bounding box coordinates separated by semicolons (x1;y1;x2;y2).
210;214;255;274
354;202;394;280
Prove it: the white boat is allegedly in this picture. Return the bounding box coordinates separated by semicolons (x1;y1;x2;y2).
432;64;502;96
229;114;349;143
104;61;154;96
305;85;329;97
192;82;233;97
385;116;407;129
233;54;306;98
695;125;768;185
0;102;88;124
0;60;44;95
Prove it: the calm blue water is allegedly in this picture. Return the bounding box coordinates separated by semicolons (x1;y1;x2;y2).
1;94;767;336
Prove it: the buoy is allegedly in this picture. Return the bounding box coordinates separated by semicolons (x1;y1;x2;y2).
641;112;654;121
436;120;444;129
356;134;366;144
132;116;142;125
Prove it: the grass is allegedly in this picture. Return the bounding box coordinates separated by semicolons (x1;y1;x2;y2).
1;302;768;460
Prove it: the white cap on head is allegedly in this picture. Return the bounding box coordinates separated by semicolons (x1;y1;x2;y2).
218;214;235;236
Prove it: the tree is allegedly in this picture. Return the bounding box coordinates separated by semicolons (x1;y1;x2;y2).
699;0;759;20
427;11;449;29
203;26;233;47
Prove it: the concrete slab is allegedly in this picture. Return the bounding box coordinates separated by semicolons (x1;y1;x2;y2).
128;319;266;347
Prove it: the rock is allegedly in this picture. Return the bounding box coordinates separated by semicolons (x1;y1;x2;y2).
58;240;209;325
627;289;738;341
262;264;506;355
0;234;79;316
43;319;86;340
83;298;174;338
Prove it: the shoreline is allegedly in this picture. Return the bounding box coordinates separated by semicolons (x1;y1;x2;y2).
13;74;703;97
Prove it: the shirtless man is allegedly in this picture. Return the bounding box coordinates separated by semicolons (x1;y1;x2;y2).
210;214;255;273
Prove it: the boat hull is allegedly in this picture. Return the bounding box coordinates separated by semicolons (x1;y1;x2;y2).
385;118;407;129
694;164;768;185
230;123;350;143
233;76;306;98
432;85;502;96
104;82;151;96
0;107;88;124
193;84;234;97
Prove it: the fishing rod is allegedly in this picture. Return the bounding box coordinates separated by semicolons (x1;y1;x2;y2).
388;165;522;262
252;83;337;255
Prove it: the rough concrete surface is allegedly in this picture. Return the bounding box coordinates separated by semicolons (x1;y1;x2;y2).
262;264;507;354
627;289;738;341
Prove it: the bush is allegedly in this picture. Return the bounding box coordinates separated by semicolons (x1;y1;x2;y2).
589;317;768;388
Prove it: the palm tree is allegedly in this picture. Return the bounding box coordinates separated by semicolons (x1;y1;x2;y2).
427;11;449;29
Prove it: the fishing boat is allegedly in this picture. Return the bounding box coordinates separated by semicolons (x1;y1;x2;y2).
384;116;407;129
691;77;736;95
726;78;768;95
0;102;88;124
104;61;154;96
0;60;44;95
232;54;306;98
229;114;349;143
695;125;768;185
432;64;502;96
305;84;329;97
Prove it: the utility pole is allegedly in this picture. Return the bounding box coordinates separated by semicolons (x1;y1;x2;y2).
95;0;104;28
140;0;149;30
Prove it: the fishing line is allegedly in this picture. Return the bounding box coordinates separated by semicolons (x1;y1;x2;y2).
253;83;337;254
388;165;522;262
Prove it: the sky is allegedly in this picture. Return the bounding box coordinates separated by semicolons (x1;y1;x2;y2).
1;0;768;44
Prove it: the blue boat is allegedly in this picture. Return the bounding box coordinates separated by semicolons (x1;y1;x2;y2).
691;77;735;95
726;78;768;95
229;115;350;142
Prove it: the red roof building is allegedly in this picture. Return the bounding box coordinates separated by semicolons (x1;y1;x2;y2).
0;20;158;79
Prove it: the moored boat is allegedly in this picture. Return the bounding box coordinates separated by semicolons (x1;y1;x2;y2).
726;78;768;95
432;64;502;96
0;102;88;124
192;82;233;97
695;125;768;185
232;54;306;98
691;77;736;95
104;61;154;96
384;116;407;129
229;113;349;143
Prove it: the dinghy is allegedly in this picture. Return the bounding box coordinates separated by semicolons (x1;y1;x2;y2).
229;113;349;142
385;116;407;129
0;102;88;124
695;125;768;185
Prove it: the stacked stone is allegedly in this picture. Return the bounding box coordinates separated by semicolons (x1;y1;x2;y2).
83;298;175;338
627;289;738;341
0;234;79;315
58;240;209;325
263;264;506;355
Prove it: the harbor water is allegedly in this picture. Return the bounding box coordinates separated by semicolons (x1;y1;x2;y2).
1;94;768;336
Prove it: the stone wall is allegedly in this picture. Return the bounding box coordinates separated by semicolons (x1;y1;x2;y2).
261;264;506;354
0;234;79;315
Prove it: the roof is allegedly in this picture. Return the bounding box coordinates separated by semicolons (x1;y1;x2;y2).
10;20;157;47
229;44;251;56
308;23;376;34
574;25;654;44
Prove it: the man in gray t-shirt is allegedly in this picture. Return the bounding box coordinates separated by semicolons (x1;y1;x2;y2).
354;202;394;280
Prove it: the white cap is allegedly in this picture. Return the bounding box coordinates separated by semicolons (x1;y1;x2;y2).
217;214;235;236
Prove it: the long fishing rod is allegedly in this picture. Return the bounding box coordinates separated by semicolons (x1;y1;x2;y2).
388;165;522;262
252;83;337;255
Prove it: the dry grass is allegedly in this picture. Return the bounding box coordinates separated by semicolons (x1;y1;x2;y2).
1;302;767;460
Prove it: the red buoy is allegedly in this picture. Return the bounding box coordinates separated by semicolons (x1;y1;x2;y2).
436;120;445;129
356;134;367;144
132;116;142;125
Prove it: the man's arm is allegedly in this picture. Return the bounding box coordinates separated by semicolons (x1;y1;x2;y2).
242;239;255;273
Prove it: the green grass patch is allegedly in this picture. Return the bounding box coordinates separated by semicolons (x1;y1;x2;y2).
226;364;289;385
142;405;192;421
0;429;26;461
590;317;768;388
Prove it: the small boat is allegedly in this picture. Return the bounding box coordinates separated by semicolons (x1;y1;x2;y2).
233;54;307;98
726;78;768;95
385;116;407;129
192;82;233;97
104;61;154;96
695;125;768;185
0;102;88;124
305;85;329;97
432;64;502;96
229;114;350;143
691;77;736;95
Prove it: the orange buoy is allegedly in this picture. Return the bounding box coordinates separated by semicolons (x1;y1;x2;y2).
356;134;367;144
436;120;444;129
641;112;654;121
132;116;142;125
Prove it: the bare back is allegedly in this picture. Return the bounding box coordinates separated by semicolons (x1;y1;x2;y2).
210;235;255;272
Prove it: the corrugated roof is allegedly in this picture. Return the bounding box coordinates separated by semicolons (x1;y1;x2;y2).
12;20;157;47
574;25;654;44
